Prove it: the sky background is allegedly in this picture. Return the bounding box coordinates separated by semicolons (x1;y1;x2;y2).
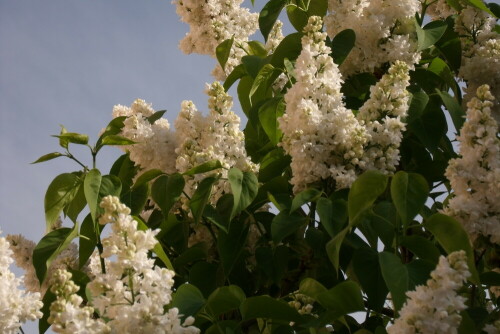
0;0;260;332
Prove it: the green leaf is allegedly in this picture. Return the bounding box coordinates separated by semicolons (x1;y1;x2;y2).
286;4;308;32
79;214;97;269
258;97;285;145
379;251;409;312
183;160;223;176
151;173;185;214
290;188;322;213
218;220;249;277
259;0;286;41
348;171;388;225
331;29;356;65
121;183;149;215
171;284;206;318
31;152;64;164
147;109;167;124
240;296;302;322
425;213;480;284
299;278;328;301
406;259;435;290
256;246;289;284
53;132;89;145
488;2;500;18
96;116;126;149
242;55;266;78
84;168;102;222
258;148;291;182
400;235;441;264
317;281;365;316
415;20;448;51
271;211;307;242
216;37;234;71
326;226;349;272
109;153;138;190
250;64;276;98
133;169;164;189
480;271;500;286
248;40;268;57
407;89;430;124
64;182;86;223
205;286;246;318
136;217;173;270
224;64;246;91
44;172;82;232
391;171;429;228
228;168;259;218
352;248;388;312
270;33;303;69
464;0;495;16
101;135;136;146
437;90;465;132
33;225;79;284
190;176;218;224
316;197;347;238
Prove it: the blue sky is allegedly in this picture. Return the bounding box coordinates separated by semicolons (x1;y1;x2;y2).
0;1;259;331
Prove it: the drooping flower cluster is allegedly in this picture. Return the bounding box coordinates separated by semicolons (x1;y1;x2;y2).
279;16;368;192
112;99;178;174
175;81;257;203
0;230;43;334
357;60;411;172
325;0;421;76
48;196;200;333
173;0;258;80
388;251;470;334
92;196;199;333
444;85;500;244
455;6;500;121
280;16;411;192
7;233;80;295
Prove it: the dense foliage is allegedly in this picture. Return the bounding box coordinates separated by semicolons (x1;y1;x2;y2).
2;0;500;333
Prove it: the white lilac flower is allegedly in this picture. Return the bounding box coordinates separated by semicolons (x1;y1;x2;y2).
7;234;80;294
48;269;110;334
265;20;284;54
444;85;500;244
81;196;200;334
357;60;411;173
173;0;258;80
424;0;457;20
279;16;369;192
0;230;43;334
112;99;177;174
175;81;257;205
325;0;421;76
388;251;470;334
457;8;500;122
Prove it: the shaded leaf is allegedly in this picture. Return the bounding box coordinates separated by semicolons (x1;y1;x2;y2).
331;29;356;65
33;225;79;284
425;213;480;284
415;20;448;51
44;173;82;231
